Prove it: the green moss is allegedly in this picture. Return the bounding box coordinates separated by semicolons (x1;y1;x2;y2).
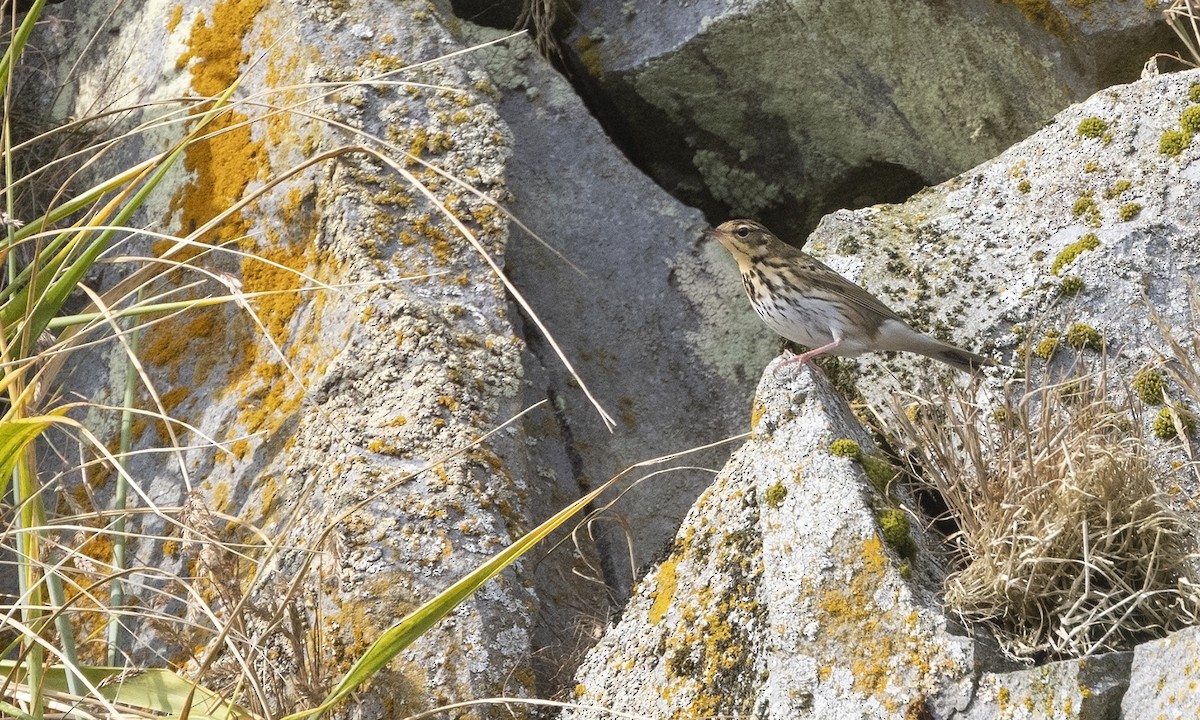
991;407;1010;423
1118;202;1142;221
1065;322;1103;351
1035;334;1060;360
1077;117;1108;138
1059;275;1084;296
1153;406;1196;440
830;438;862;460
1103;179;1131;199
1051;232;1100;274
1071;192;1096;218
1083;161;1099;173
1160;129;1190;157
876;507;916;560
765;482;788;508
1016;178;1032;193
1191;82;1200;104
1132;368;1167;405
1182;106;1200;135
861;453;900;495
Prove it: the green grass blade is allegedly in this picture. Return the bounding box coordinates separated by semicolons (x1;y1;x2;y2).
0;416;57;482
0;662;254;720
7;81;242;345
0;0;47;93
291;479;614;720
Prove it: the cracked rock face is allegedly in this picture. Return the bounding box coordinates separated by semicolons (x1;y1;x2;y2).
565;0;1181;240
564;359;973;719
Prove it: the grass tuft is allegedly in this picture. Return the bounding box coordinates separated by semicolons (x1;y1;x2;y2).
890;359;1200;661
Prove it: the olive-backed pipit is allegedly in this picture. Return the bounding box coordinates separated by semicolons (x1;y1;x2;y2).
707;219;993;373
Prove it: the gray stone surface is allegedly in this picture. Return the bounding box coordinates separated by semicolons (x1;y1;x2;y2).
564;358;973;719
26;0;589;714
799;68;1200;417
461;26;777;600
940;652;1132;720
1121;625;1200;719
567;0;1182;238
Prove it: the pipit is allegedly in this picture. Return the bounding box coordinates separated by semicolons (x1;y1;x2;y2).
706;219;993;373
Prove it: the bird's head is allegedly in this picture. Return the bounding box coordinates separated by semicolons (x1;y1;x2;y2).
704;219;778;260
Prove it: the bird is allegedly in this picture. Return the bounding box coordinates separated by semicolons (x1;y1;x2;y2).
705;219;994;373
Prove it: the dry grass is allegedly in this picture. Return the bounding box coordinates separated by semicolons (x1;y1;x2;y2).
890;355;1200;661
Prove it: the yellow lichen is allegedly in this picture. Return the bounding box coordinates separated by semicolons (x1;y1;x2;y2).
649;556;679;625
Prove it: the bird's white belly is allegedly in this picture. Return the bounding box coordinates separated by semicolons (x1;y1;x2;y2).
751;294;867;355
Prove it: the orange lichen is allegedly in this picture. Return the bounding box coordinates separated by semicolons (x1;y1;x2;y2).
167;3;184;32
165;0;269;257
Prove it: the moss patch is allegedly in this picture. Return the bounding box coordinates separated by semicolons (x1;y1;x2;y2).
1160;129;1190;157
1132;368;1167;405
1059;275;1084;296
830;438;862;459
1118;202;1142;221
876;507;916;560
1051;233;1099;274
765;482;788;508
1065;322;1103;351
1181;106;1200;135
1153;406;1196;440
1035;331;1060;361
1076;117;1108;138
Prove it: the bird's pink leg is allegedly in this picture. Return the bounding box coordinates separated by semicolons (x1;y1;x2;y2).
777;338;842;375
795;338;842;364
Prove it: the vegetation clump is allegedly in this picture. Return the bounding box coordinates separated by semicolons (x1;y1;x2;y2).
765;482;788;508
1016;178;1032;193
1103;179;1131;199
1051;232;1100;274
830;438;862;460
877;507;916;560
1076;117;1108;138
890;364;1200;660
1035;331;1060;360
1065;322;1104;351
1118;202;1142;221
1154;406;1196;440
1160;129;1190;157
1059;275;1084;296
1132;368;1167;404
1071;192;1096;218
1181;106;1200;135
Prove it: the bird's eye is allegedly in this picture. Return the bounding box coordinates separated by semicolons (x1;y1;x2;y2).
735;226;750;238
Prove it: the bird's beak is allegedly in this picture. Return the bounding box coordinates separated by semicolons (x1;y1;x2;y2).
701;227;720;244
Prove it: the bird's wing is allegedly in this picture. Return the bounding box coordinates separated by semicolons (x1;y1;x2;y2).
797;254;906;324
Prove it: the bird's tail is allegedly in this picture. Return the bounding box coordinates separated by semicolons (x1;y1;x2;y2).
925;343;995;374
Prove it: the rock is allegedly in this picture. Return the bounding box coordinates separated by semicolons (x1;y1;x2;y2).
798;67;1200;408
22;0;585;713
565;358;973;719
937;652;1132;720
1121;625;1200;718
459;25;777;600
565;0;1184;239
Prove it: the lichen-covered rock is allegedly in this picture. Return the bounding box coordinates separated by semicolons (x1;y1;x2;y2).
460;25;777;599
564;358;972;719
936;652;1131;720
798;68;1200;406
25;0;583;714
566;0;1180;238
1121;625;1200;718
